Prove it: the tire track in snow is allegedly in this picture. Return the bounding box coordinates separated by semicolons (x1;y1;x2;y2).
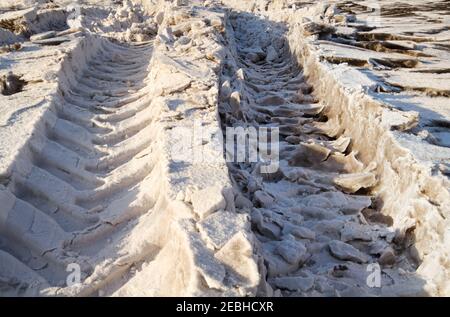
220;12;420;296
0;38;160;296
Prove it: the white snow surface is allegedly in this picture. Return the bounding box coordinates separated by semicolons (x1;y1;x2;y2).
0;0;449;296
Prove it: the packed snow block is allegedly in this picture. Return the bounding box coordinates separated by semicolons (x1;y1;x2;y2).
198;210;249;249
191;186;227;219
113;219;227;296
114;215;258;296
215;231;260;295
328;240;369;263
135;199;194;255
30;30;56;41
271;275;315;292
333;172;377;193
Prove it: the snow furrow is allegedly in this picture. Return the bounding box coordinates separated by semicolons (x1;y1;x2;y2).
220;11;421;297
0;38;158;296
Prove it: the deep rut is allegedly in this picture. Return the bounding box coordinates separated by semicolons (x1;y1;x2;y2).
221;12;418;296
0;39;158;296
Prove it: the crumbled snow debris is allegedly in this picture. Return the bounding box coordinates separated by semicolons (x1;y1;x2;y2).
30;30;57;41
328;240;369;263
271;275;315;292
253;190;275;208
0;0;259;297
340;222;373;242
333;172;377;193
282;223;316;240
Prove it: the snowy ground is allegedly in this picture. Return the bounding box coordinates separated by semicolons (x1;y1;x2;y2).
0;0;449;296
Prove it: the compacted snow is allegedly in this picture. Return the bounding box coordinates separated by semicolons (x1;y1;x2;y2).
0;0;449;296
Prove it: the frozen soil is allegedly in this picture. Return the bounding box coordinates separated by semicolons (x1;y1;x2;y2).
0;0;449;296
